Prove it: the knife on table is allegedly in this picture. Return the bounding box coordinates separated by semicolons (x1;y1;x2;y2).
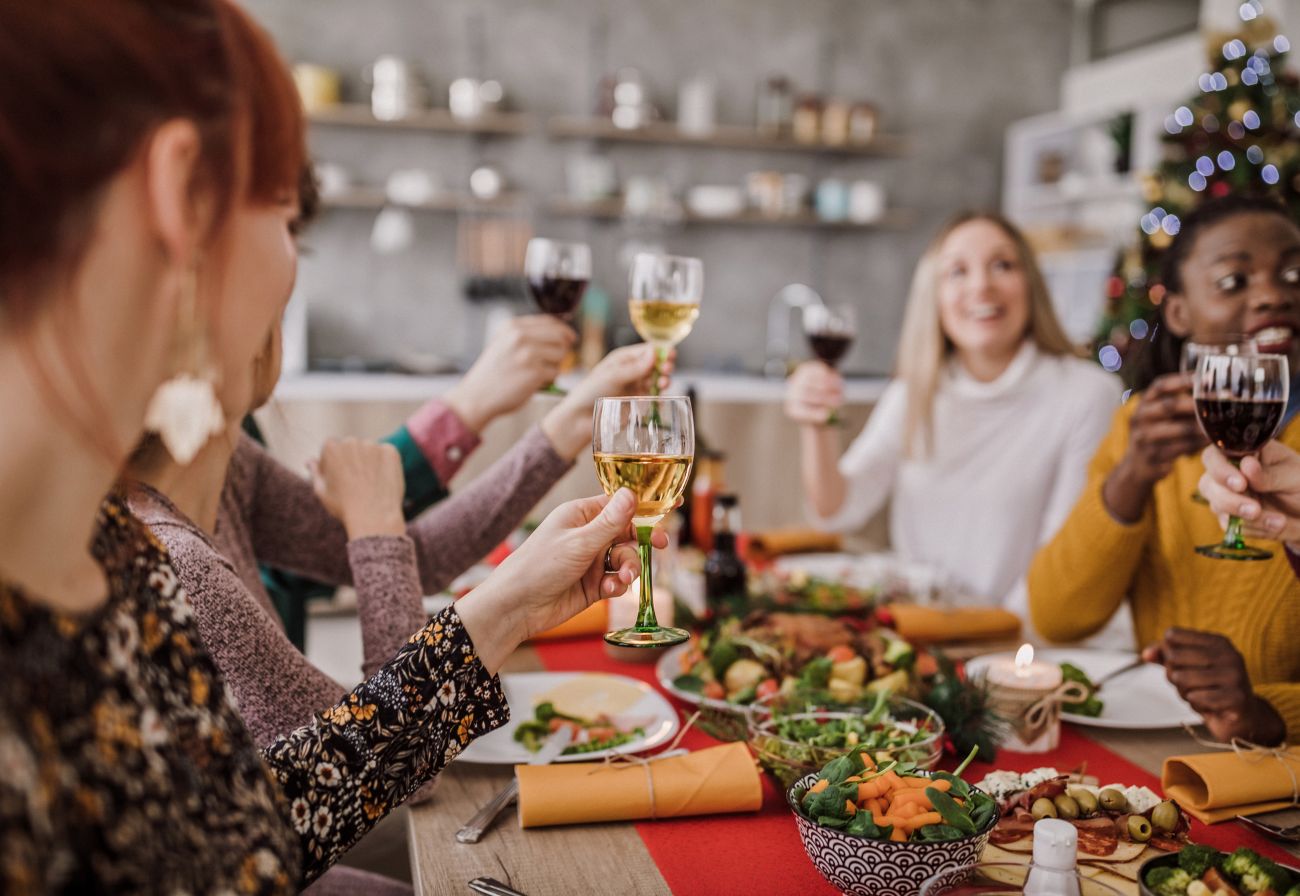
455;726;573;844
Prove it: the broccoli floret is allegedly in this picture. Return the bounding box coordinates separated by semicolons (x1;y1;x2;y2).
1223;848;1291;895
1179;845;1224;880
1146;866;1194;896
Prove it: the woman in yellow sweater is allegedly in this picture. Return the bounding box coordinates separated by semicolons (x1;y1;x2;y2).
1028;196;1300;746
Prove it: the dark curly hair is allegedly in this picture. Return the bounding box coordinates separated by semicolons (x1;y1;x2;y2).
1127;195;1295;391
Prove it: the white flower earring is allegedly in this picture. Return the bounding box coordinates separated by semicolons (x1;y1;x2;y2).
143;266;225;464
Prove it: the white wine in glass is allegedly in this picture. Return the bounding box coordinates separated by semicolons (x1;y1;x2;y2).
593;396;694;647
628;253;703;395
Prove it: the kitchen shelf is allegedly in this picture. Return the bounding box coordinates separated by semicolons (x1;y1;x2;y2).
544;197;915;231
320;187;525;213
307;104;532;136
546;115;908;156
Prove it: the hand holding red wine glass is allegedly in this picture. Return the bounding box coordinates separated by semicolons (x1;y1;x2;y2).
525;238;591;394
1193;351;1290;560
802;302;856;425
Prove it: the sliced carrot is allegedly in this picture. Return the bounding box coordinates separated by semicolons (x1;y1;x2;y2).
809;779;829;795
865;798;884;817
844;800;857;816
889;827;908;842
891;790;934;808
891;802;920;819
923;779;952;793
859;753;877;771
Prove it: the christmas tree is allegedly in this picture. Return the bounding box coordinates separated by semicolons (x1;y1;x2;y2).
1097;0;1300;384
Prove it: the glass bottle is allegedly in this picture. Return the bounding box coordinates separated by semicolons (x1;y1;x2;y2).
704;494;747;619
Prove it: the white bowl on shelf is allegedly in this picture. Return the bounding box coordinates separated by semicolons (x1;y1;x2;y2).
687;185;745;218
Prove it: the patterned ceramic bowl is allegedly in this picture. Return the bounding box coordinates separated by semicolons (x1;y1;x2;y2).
787;771;998;896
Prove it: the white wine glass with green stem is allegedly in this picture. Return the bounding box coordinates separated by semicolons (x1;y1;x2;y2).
628;253;702;396
593;396;694;647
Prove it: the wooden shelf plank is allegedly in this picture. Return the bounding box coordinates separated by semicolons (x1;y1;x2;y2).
543;197;914;230
320;188;526;213
307;104;532;135
545;115;907;156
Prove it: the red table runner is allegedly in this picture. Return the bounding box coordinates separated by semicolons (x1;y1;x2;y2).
533;635;1287;896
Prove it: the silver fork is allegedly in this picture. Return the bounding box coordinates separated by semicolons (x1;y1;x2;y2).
1236;813;1300;842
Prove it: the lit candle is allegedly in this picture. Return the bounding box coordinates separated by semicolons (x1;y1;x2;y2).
982;644;1065;753
986;643;1062;691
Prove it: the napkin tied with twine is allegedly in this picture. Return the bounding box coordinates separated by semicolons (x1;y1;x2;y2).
1162;726;1300;825
516;740;762;828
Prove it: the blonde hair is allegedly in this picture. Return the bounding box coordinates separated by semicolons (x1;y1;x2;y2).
895;211;1074;458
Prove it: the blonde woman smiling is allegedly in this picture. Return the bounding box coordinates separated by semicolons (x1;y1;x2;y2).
785;213;1121;627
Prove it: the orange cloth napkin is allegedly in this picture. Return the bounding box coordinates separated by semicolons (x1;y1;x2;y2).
515;742;763;828
746;528;841;559
885;603;1022;645
529;601;608;642
1163;746;1300;824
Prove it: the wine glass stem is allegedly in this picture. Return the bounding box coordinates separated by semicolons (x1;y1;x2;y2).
650;347;667;396
633;525;658;630
1223;514;1248;551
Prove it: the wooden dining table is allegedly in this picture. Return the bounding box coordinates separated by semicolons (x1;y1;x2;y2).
406;642;1300;896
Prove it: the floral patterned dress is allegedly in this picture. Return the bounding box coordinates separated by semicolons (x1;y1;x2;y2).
0;495;507;893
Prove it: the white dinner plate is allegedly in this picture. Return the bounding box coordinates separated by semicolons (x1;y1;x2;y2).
655;642;735;712
965;648;1200;730
456;672;680;764
771;552;951;598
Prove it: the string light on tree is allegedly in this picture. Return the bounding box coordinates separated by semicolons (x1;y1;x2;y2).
1096;1;1300;383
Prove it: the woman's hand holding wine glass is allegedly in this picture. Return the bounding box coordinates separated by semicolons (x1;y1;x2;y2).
443;315;575;432
1199;439;1300;552
455;489;668;674
784;361;845;426
540;344;677;460
1103;372;1205;523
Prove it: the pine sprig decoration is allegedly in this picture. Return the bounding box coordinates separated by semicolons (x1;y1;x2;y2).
920;653;1007;761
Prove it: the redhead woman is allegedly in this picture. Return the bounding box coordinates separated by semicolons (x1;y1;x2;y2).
785;212;1120;628
0;1;650;891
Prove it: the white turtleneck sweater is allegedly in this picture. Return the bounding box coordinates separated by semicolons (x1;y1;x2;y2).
810;342;1122;635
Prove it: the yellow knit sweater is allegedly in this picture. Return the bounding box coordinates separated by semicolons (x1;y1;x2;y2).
1028;398;1300;739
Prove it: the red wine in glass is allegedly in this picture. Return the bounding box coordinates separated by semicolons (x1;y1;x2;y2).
1195;397;1285;458
523;238;592;394
808;332;853;368
1192;351;1289;560
527;275;589;317
802;302;857;424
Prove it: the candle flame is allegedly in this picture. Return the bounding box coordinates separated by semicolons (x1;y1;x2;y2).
1014;643;1034;674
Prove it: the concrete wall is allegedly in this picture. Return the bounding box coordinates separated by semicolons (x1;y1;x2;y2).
243;0;1074;376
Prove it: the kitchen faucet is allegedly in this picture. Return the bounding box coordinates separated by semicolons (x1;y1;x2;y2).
764;283;824;378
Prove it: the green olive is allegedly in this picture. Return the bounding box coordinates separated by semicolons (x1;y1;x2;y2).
1099;788;1128;813
1151;801;1180;833
1068;788;1099;816
1053;794;1081;820
1031;797;1058;820
1128;815;1152;842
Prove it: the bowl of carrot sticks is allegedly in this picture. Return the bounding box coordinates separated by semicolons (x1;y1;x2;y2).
788;746;997;896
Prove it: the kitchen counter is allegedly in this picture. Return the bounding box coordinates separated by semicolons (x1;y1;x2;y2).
258;369;889;531
272;370;890;405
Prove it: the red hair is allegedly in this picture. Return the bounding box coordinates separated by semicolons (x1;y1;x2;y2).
0;0;305;454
